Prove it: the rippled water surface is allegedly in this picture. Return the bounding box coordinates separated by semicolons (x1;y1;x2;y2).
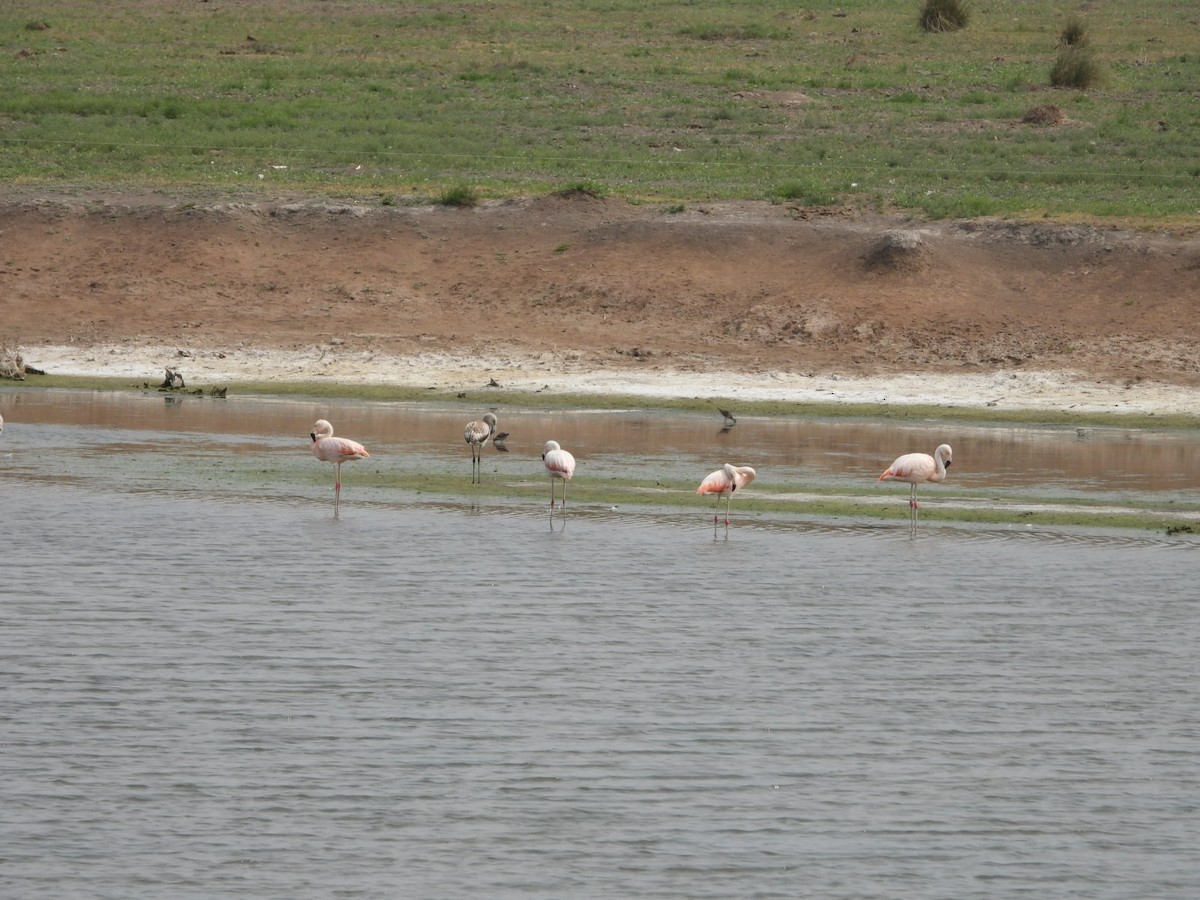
2;389;1199;899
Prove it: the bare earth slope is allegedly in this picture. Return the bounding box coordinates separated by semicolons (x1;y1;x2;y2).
3;191;1199;407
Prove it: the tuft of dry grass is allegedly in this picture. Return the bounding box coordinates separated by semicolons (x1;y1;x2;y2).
919;0;970;33
1059;15;1090;47
1050;45;1104;89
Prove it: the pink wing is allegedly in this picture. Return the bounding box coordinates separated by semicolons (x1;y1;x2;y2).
544;449;575;479
313;436;370;464
697;468;733;496
879;452;935;484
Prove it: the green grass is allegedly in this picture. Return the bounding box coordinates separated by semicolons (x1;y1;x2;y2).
2;0;1198;222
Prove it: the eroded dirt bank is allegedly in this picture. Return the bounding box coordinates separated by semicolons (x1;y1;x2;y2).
3;191;1199;409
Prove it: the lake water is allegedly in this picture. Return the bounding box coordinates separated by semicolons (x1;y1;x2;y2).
2;388;1199;899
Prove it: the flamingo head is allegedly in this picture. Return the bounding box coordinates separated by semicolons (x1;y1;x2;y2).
311;419;334;442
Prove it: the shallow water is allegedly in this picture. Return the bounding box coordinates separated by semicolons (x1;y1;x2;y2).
5;386;1200;501
2;389;1199;899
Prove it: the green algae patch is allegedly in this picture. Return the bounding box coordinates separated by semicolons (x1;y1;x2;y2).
328;468;1200;535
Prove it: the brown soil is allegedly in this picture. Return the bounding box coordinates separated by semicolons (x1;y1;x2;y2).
3;190;1199;386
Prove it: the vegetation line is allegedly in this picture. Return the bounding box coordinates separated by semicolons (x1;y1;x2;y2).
4;136;1195;185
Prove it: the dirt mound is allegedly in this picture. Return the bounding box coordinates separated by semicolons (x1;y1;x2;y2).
863;230;930;273
1022;105;1067;125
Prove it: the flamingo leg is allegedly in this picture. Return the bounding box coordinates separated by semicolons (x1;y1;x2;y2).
334;461;342;517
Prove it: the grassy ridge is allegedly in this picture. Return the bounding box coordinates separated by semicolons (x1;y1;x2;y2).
2;0;1198;220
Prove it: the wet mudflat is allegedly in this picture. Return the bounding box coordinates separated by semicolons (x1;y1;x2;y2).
4;386;1200;508
2;388;1199;899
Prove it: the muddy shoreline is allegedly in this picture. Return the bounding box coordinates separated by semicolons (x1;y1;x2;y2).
18;342;1200;419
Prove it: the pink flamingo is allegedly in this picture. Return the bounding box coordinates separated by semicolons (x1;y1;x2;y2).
879;443;952;529
310;419;370;516
697;463;757;536
464;412;498;484
542;440;576;509
0;411;4;435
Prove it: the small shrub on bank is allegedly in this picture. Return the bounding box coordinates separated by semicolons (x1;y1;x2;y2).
1051;45;1103;89
437;184;480;207
919;0;970;34
554;181;608;200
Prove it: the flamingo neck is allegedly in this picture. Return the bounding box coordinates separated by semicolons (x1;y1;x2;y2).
934;450;951;480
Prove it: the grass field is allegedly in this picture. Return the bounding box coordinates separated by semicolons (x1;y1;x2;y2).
2;0;1198;221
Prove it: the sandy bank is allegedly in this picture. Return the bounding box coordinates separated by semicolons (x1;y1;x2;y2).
22;343;1200;417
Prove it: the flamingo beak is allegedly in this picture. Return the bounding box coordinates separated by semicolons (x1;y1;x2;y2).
944;460;952;468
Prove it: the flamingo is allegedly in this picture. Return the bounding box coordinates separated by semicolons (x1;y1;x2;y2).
464;412;498;483
310;419;370;516
697;463;757;536
542;440;576;509
0;411;4;435
879;443;952;530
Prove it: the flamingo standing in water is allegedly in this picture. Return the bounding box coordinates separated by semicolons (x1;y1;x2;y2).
879;443;952;530
697;463;757;537
0;411;4;435
310;419;370;516
542;440;576;510
464;412;498;484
